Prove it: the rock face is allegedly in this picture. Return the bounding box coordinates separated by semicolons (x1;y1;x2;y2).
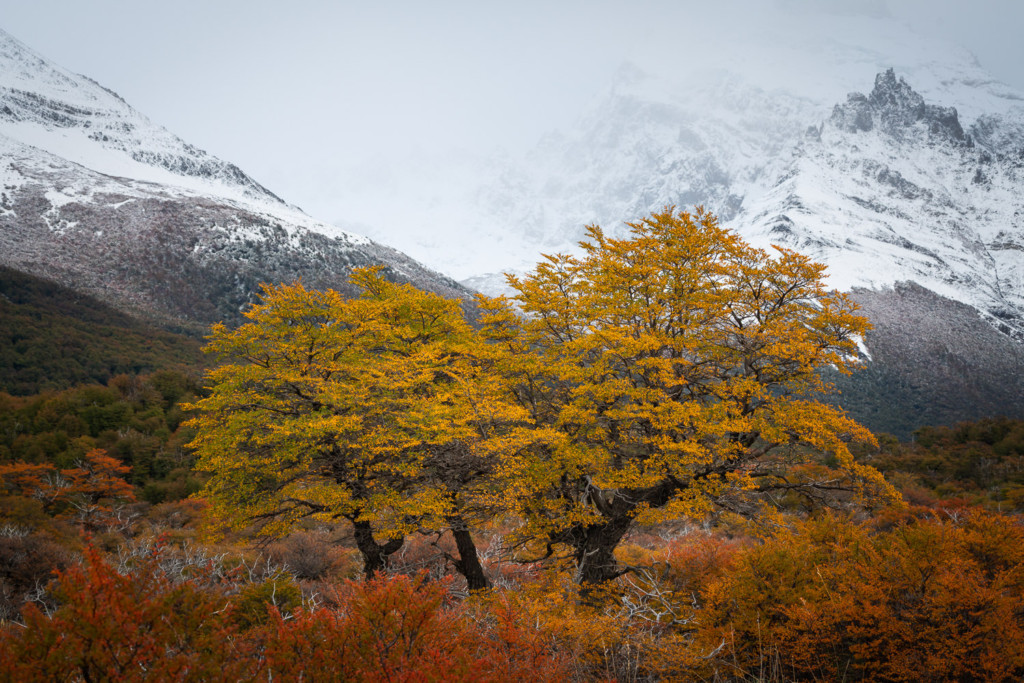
738;71;1024;434
832;284;1024;440
0;156;467;330
736;70;1024;345
832;69;966;142
0;29;469;329
473;66;1024;336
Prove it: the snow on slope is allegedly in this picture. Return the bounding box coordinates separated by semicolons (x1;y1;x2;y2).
336;9;1024;290
453;14;1024;342
737;69;1024;337
0;28;371;248
0;28;473;327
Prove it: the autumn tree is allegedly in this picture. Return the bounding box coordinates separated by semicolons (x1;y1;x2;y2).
186;269;525;588
479;208;895;587
0;448;135;530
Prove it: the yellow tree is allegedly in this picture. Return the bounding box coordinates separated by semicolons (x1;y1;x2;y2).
479;208;895;587
186;268;519;588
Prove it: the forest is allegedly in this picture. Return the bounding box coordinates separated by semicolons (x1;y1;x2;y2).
2;209;1024;681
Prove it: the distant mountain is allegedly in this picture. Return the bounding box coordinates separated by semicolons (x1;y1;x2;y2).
444;12;1024;296
0;28;469;329
4;22;1023;437
840;283;1024;439
470;67;1024;324
451;24;1024;436
742;68;1024;341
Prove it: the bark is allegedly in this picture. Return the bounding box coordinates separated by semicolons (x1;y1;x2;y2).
448;515;490;591
571;514;634;592
566;478;681;596
352;519;404;579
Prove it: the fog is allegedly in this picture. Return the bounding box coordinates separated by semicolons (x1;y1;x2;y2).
2;0;1022;236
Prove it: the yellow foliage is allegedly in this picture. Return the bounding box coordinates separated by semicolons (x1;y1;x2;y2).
185;270;531;542
478;207;897;583
187;208;895;587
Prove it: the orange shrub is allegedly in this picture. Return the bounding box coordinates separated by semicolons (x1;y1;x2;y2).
0;547;569;682
0;546;253;682
260;574;569;682
693;510;1024;681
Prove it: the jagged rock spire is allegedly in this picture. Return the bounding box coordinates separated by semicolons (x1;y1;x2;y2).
831;68;966;142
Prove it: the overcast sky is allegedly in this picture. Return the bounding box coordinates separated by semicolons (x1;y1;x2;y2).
2;0;1023;227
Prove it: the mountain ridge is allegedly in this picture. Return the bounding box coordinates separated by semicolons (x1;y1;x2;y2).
0;28;285;207
0;28;471;329
739;69;1024;339
3;24;1023;437
465;66;1024;338
457;63;1024;436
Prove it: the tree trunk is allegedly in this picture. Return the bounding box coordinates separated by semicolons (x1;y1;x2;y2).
352;519;404;579
572;514;634;592
448;515;490;591
569;479;680;594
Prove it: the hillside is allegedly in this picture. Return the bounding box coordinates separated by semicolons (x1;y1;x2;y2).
0;28;471;329
0;265;203;395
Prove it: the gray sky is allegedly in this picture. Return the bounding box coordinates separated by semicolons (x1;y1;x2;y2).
2;0;1023;226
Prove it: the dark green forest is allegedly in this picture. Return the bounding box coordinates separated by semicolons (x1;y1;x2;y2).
0;266;204;395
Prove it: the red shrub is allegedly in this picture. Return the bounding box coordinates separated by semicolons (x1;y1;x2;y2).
0;546;253;682
261;574;568;682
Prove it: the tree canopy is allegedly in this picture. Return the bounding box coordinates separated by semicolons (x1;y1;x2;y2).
185;268;526;585
479;208;895;584
187;208;894;588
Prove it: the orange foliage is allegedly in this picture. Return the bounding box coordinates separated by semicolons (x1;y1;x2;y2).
0;449;135;532
260;575;569;682
0;462;59;502
694;510;1024;681
0;548;569;682
60;449;135;504
4;510;1023;681
0;546;252;682
0;449;134;509
479;207;893;585
186;270;524;585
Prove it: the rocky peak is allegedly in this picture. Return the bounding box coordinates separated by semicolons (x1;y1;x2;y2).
831;68;966;143
868;68;925;123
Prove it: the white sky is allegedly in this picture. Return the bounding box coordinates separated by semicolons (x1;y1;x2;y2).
2;0;1023;230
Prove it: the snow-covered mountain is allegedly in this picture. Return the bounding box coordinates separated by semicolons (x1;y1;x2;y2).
0;28;467;328
742;69;1024;340
353;11;1021;296
0;28;283;207
446;17;1024;436
3;17;1022;436
468;67;1024;340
